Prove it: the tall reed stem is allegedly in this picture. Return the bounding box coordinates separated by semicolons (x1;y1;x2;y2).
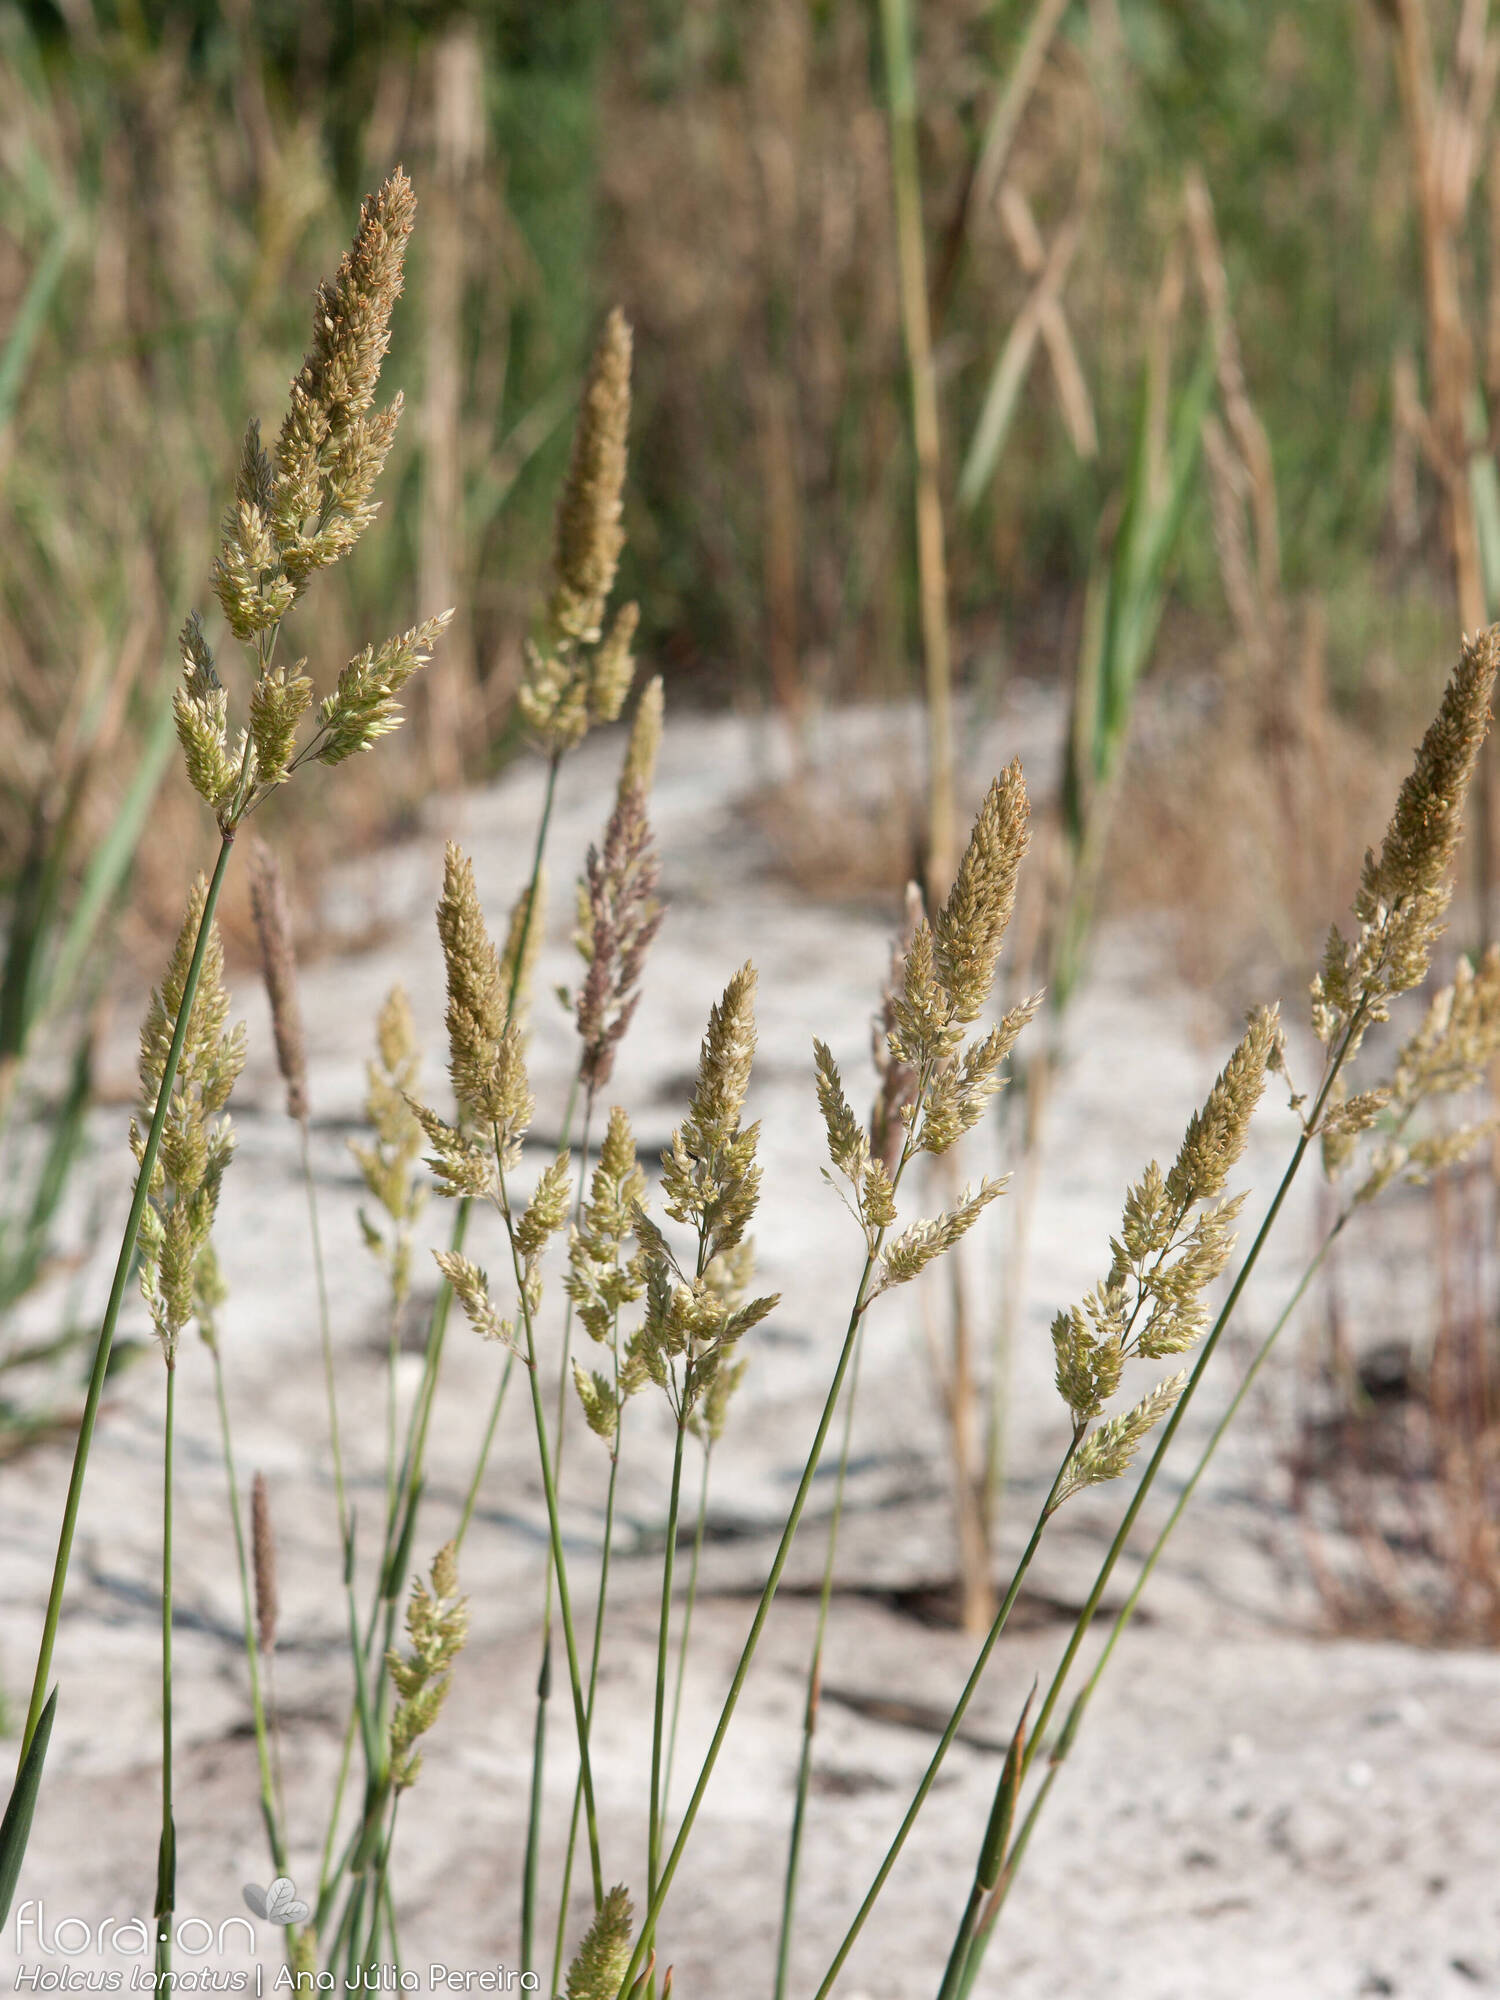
881;0;956;901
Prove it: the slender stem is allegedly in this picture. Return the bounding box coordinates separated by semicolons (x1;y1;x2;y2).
646;1420;688;1957
456;1352;517;1548
155;1361;177;1978
208;1349;289;1881
809;1446;1074;2000
299;1119;349;1547
521;1082;592;1969
955;1221;1347;1996
1016;1112;1338;1795
521;1637;551;1976
774;1334;865;2000
552;1306;629;1993
15;832;235;1763
500;1152;605;1910
661;1443;711;1822
319;753;566;1933
612;1244;883;1999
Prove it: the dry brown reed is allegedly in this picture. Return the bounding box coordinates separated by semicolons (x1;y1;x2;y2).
251;1470;278;1655
247;840;308;1125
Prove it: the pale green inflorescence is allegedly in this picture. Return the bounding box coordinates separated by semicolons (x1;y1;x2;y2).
132;878;247;1362
519;309;639;756
629;967;780;1424
1312;629;1499;1051
175;170;453;833
386;1543;469;1794
1049;1007;1279;1507
564;1884;635;2000
350;987;427;1305
814;764;1039;1286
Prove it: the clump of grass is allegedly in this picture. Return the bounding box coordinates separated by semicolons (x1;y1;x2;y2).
6;163;1500;2000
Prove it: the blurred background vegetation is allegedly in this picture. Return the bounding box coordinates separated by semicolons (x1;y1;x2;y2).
0;2;1478;907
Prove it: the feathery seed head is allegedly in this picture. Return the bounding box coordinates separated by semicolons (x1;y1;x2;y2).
577;782;664;1091
1053;1374;1187;1507
590;600;640;726
934;761;1031;1023
386;1540;468;1792
871;881;924;1171
565;1885;635;2000
620;674;665;802
351;986;425;1299
1316;631;1499;1040
314;612;453;765
1358;628;1498;928
273;171;415;576
1164;1005;1277;1217
498;872;548;1036
133;879;245;1359
552;308;633;647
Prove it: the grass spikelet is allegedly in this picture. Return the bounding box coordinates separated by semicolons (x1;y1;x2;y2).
871;881;924;1171
250;1472;278;1654
273;170;416;580
577;782;664;1091
1053;1374;1188;1508
620;674;665;802
1049;1012;1271;1435
565;1884;634;2000
1314;631;1499;1040
1359;627;1498;925
173;616;235;815
566;1106;648;1349
874;1177;1008;1296
514;1151;575;1264
350;986;426;1300
432;1249;516;1352
660;964;761;1267
312;612;454;766
386;1543;468;1793
1164;1005;1278;1215
498;872;548;1034
433;842;532;1138
552;309;633;648
247;840;307;1125
591;602;640;726
131;880;246;1360
933;760;1030;1023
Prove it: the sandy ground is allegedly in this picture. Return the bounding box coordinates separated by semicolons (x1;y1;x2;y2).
1;696;1497;1999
